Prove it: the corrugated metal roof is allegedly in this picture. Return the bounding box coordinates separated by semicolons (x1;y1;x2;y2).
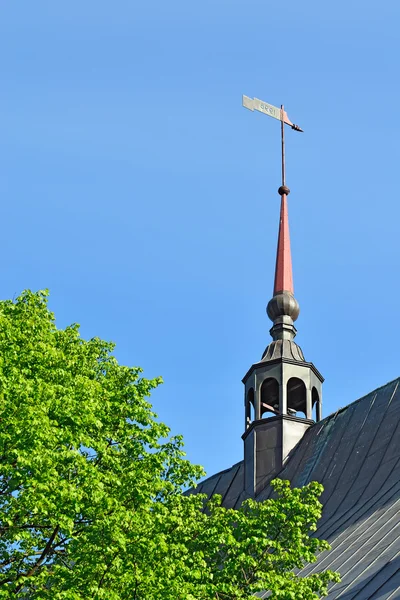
191;377;400;598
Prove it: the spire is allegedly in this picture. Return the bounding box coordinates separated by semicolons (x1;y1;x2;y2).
273;185;294;295
241;95;303;347
266;185;299;343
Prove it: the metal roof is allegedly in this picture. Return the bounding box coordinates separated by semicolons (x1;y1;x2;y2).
191;377;400;598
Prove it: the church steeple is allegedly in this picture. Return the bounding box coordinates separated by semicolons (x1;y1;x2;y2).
241;95;323;497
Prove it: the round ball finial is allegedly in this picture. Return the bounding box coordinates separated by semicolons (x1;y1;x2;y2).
267;291;300;323
278;185;290;196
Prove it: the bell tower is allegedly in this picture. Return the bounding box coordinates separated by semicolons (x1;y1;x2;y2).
241;97;323;497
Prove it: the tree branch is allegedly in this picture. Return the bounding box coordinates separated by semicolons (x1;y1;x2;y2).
13;525;60;594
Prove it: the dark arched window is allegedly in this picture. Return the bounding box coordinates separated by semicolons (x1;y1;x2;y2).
287;377;307;416
245;388;255;428
312;387;321;422
260;378;279;418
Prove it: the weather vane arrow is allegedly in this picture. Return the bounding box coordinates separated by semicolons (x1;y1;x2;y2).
242;95;303;187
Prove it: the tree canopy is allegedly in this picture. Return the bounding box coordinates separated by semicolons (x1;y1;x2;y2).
0;290;339;598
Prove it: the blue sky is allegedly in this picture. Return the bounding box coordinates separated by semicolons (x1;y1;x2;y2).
1;1;400;478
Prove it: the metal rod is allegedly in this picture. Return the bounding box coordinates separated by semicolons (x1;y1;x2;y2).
281;104;285;187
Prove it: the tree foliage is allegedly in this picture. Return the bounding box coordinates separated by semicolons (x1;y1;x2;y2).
0;291;339;598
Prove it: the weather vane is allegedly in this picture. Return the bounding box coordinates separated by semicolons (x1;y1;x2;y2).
242;95;303;188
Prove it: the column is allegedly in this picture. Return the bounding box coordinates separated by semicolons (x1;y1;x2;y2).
306;388;312;420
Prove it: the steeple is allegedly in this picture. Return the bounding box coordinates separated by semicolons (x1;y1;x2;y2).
244;183;322;421
241;95;323;497
242;183;324;496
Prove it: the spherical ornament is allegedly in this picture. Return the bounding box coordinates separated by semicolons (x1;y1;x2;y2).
267;292;300;322
278;185;290;196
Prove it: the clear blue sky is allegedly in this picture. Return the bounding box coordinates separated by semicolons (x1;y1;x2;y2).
1;1;399;478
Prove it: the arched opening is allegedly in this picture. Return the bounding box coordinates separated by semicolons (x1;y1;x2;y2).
260;378;279;418
312;387;322;422
245;388;255;428
287;377;307;417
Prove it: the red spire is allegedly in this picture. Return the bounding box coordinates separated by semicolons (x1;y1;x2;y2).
273;186;294;295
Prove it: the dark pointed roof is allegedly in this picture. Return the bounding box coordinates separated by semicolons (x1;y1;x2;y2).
190;377;400;598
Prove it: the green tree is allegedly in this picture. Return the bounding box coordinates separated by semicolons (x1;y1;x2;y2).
0;290;339;599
